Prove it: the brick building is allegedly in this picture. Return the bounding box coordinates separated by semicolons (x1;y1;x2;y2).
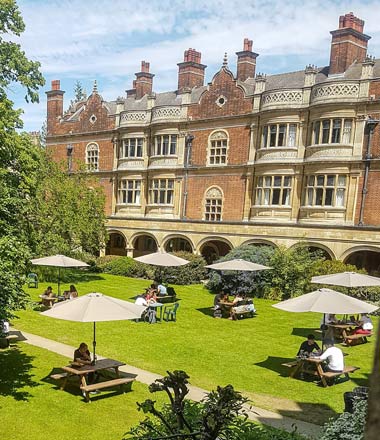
46;12;380;274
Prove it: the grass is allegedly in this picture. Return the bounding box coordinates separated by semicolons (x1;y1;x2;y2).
9;273;377;426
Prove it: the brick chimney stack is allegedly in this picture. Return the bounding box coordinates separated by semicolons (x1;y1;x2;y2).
46;80;64;134
329;12;371;75
177;48;207;92
236;38;259;81
134;61;154;99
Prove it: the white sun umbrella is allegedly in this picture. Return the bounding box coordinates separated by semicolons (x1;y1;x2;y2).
205;258;271;272
134;251;189;267
42;293;146;363
31;254;89;295
311;271;380;288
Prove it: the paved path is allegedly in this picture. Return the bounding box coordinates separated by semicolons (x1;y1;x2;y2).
16;330;321;439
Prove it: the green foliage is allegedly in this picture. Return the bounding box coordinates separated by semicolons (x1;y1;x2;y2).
99;256;147;278
73;80;87;102
207;245;275;296
158;252;207;285
320;399;367;440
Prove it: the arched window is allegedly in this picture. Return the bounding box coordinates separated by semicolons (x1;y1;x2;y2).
208;131;228;165
86;142;99;171
204;187;223;221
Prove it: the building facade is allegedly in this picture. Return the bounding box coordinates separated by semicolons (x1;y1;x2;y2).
46;12;380;273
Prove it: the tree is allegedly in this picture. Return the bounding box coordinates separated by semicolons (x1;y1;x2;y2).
0;0;44;320
74;80;87;102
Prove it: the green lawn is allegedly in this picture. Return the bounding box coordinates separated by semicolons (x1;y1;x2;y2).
9;273;377;426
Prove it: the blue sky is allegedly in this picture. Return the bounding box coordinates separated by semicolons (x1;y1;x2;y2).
9;0;380;132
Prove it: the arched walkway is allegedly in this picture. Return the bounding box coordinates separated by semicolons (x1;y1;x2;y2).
199;238;232;264
163;236;193;253
344;249;380;276
290;242;334;260
132;234;158;257
242;239;277;248
105;232;127;256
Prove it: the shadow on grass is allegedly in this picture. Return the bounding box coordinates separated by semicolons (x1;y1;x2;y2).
255;355;297;377
196;307;215;318
291;327;322;338
350;372;370;387
0;346;40;401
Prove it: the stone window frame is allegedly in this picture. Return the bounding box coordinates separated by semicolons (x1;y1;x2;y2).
148;178;175;205
303;174;347;207
311;118;353;145
204;186;223;222
254;175;292;206
261;123;297;148
207;130;229;166
118;178;142;205
86;142;99;171
152;134;178;157
120;137;144;159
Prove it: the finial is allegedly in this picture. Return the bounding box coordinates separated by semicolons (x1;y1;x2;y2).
223;52;228;67
93;80;98;94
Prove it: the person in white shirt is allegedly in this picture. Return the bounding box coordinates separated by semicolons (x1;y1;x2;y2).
135;295;148;307
157;284;167;296
317;342;344;372
360;314;373;331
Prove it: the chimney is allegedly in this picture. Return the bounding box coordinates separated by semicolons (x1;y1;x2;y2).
177;48;207;92
236;38;259;81
134;61;154;99
46;80;64;134
329;12;371;75
126;80;137;98
361;55;375;79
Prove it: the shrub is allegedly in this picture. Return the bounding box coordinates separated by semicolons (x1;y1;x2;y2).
157;251;207;285
320;399;367;440
207;245;275;296
100;256;148;278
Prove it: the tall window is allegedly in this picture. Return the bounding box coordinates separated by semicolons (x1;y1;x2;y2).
149;179;174;205
204;187;223;221
255;176;292;206
208;131;228;165
153;135;177;156
86;143;99;171
118;179;141;204
261;123;297;148
120;138;143;158
304;175;347;207
312;118;353;145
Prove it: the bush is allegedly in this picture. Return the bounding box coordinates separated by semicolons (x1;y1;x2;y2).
207;245;275;296
100;256;148;278
158;251;207;285
320;399;367;440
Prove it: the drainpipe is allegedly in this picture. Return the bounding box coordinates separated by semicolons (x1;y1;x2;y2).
358;118;379;226
66;144;73;172
182;134;194;219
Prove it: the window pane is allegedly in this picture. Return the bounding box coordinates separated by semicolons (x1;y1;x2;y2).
278;125;286;146
170;135;177;155
284;176;291;187
269;125;277;147
315;188;323;205
316;175;324;186
256;189;262;205
263;189;270;205
308;175;314;186
322;120;330;143
313;121;320;144
264;176;271;187
282;188;290;205
331;119;341;143
325;188;333;206
272;189;280;205
336;188;345;207
262;126;268;148
326;175;335;186
307;188;314;205
338;175;346;186
273;176;281;186
288;124;297;147
342;120;352;144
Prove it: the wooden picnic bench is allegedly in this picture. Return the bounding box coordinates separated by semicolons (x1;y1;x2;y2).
343;332;372;346
156;295;176;304
0;334;19;348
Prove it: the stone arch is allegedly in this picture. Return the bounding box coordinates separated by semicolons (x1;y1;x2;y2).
131;232;158;257
197;236;233;264
342;246;380;276
105;231;127;256
163;235;194;253
290;242;335;260
241;239;278;248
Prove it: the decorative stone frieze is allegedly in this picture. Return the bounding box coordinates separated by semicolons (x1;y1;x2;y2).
305;145;354;161
311;82;360;104
256;147;298;162
151;106;186;123
119;111;149;126
149;157;178;168
117;159;145;170
261;90;303;110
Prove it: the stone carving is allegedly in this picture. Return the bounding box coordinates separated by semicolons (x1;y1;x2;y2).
118;159;144;170
306;145;353;160
149;157;178;167
210;130;228;140
262;90;302;107
205;187;222;198
257;148;298;161
312;83;359;101
120;111;147;123
152;106;185;122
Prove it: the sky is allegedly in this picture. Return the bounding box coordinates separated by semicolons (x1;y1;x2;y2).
8;0;380;132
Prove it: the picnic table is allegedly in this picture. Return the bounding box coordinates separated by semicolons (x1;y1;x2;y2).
327;323;371;346
283;356;359;387
39;295;58;308
52;358;134;402
146;302;164;323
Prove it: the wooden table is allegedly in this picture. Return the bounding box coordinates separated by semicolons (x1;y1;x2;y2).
327;323;364;344
39;295;58;308
218;300;234;317
59;358;133;401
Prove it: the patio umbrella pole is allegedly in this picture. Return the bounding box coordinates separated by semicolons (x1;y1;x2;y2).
58;267;61;296
92;322;96;364
322;313;326;351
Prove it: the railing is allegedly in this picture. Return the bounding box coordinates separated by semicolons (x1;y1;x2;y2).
311;81;360;104
261;89;303;110
119;111;149;126
151;106;186;123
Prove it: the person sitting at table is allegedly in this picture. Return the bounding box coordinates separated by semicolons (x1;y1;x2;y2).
316;341;344;373
64;284;78;300
320;313;337;329
41;286;56;307
135;294;148;307
146;288;157;303
297;334;321;358
156;282;167;297
213;290;226;318
229;293;245;320
352;313;373;335
74;342;92;365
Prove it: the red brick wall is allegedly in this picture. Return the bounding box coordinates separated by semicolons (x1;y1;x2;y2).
188;68;252;119
191;125;250;166
99;178;113;216
186;174;246;220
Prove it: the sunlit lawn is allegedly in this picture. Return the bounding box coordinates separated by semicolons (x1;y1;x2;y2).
11;273;377;425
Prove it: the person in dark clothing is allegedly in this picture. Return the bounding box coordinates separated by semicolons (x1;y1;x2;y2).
297;334;321;357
